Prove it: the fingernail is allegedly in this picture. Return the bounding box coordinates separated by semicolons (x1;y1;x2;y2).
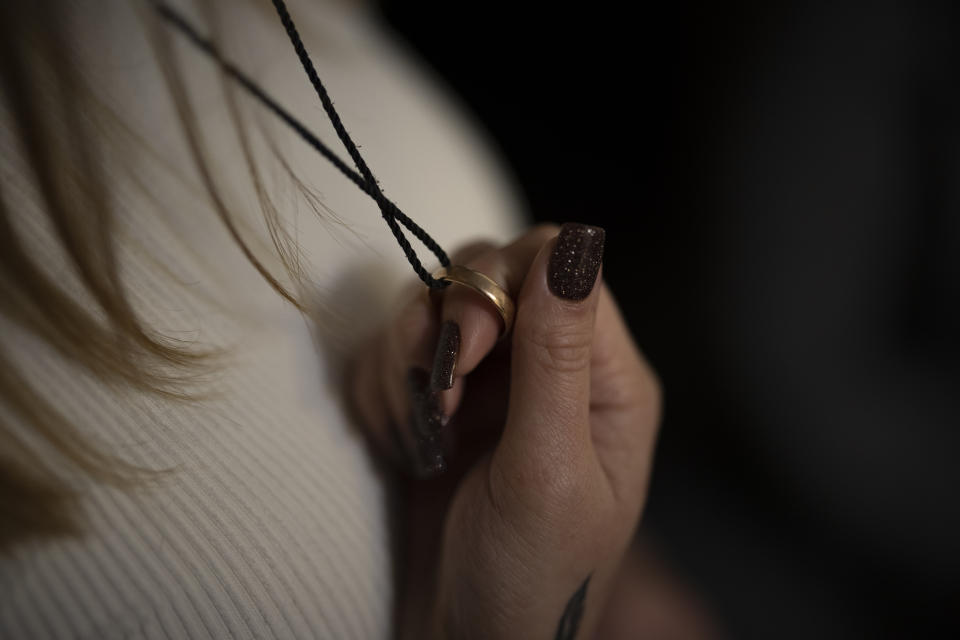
407;367;445;436
407;367;448;475
431;321;461;391
547;223;606;301
415;433;447;477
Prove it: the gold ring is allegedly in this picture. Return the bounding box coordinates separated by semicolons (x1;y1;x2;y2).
432;265;516;337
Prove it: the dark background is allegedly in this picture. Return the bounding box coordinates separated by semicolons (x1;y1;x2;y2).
378;1;960;638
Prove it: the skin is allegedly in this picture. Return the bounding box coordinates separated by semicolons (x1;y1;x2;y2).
350;225;661;639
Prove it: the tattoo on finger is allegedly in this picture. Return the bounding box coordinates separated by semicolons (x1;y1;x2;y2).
555;574;591;640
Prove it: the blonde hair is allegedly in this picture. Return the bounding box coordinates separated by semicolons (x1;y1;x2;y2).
0;1;316;549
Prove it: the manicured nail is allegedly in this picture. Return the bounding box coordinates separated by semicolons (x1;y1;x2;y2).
547;223;606;301
408;367;449;475
431;321;461;391
415;433;447;477
407;367;445;436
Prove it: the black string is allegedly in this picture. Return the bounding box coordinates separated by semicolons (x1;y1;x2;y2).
152;0;451;289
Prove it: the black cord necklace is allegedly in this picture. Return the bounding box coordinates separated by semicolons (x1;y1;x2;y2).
152;0;451;290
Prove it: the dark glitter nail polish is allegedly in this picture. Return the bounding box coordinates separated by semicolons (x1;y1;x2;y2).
407;367;444;437
547;223;606;301
431;321;460;391
415;433;447;477
406;368;448;476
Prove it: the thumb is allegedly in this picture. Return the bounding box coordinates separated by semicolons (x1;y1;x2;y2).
496;223;606;478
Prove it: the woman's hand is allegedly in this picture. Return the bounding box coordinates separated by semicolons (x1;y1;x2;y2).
350;224;661;639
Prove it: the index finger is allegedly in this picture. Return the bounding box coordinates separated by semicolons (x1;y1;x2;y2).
431;225;560;391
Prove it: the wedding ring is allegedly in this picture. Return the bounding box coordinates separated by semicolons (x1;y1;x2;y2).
432;265;516;337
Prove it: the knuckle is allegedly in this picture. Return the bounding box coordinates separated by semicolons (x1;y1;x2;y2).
494;446;596;526
519;315;593;374
533;457;615;545
536;456;592;511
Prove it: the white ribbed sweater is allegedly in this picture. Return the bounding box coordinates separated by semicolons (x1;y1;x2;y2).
0;1;522;638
